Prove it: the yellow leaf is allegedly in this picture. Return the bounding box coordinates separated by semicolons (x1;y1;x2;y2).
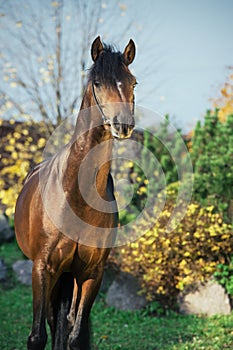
9;138;15;145
29;145;37;152
37;138;46;148
22;129;29;136
12;151;18;159
13;132;21;139
16;21;22;28
184;251;191;257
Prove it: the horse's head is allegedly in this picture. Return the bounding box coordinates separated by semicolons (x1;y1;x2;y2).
90;36;136;139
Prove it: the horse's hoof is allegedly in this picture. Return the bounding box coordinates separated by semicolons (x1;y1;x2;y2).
68;335;90;350
27;332;47;350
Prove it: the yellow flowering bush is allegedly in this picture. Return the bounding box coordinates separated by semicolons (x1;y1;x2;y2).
115;184;233;304
0;119;47;216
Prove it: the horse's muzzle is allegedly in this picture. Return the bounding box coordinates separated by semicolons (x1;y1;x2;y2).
111;115;135;139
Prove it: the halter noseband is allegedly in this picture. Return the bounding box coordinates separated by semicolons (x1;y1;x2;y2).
92;82;111;125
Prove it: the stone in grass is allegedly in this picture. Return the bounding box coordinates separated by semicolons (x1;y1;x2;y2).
178;279;231;316
106;271;147;311
0;213;15;244
12;259;33;286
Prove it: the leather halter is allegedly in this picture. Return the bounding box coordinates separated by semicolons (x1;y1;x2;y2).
92;82;111;125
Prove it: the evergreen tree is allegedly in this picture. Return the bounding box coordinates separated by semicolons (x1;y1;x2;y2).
192;110;233;222
129;115;187;213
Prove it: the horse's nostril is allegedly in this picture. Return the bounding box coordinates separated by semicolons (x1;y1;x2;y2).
122;124;128;134
112;115;135;136
113;116;120;131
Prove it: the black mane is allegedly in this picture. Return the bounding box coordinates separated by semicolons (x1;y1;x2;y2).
89;44;132;85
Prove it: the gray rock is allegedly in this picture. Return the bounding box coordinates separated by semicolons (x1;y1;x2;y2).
100;265;118;294
178;279;231;316
12;259;33;286
106;271;147;311
0;259;7;281
0;213;15;243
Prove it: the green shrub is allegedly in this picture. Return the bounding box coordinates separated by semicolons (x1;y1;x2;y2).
191;111;233;222
214;255;233;296
113;115;191;225
129;116;189;212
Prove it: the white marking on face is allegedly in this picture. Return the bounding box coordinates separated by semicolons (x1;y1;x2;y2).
116;81;125;102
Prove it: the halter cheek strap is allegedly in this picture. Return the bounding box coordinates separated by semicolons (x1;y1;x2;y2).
92;82;111;125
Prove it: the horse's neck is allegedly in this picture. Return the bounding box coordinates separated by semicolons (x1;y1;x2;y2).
63;87;113;198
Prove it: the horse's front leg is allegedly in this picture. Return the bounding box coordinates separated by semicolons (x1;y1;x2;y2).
68;271;103;350
67;279;78;330
28;259;51;350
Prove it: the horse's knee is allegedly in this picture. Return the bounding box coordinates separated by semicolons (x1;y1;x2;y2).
27;330;47;350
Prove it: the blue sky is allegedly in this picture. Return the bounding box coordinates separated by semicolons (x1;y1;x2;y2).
116;0;233;131
1;0;233;132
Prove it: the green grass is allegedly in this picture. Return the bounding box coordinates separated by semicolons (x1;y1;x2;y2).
92;302;233;349
0;238;24;265
1;241;233;350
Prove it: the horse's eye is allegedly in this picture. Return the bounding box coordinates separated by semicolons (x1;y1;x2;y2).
94;81;101;88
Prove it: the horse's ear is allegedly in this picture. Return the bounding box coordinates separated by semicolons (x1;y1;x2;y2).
123;39;136;66
91;36;104;62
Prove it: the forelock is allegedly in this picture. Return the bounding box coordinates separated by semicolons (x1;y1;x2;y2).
89;44;132;85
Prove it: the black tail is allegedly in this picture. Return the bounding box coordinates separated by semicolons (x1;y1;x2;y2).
52;273;74;350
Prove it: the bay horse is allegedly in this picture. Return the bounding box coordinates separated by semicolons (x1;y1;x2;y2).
14;36;136;350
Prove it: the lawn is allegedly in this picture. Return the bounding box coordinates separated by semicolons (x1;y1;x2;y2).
0;241;233;350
